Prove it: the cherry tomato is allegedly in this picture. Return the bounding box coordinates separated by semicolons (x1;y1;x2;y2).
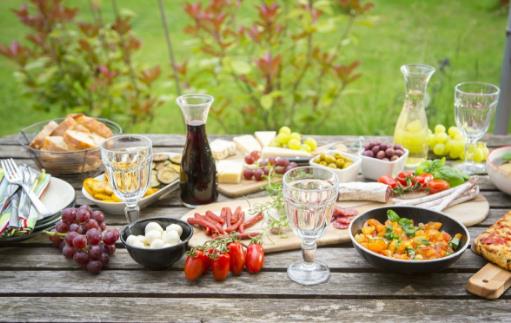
228;241;246;276
428;179;450;194
184;250;208;282
211;252;231;281
396;171;414;186
416;173;434;188
246;242;264;274
377;175;397;188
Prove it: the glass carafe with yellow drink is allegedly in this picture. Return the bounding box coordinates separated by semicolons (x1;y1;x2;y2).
393;64;435;167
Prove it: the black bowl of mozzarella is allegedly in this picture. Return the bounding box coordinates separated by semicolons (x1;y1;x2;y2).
121;217;193;270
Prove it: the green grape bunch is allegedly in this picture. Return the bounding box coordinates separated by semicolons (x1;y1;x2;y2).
427;125;489;163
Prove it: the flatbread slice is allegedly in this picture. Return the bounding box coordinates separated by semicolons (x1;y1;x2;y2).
473;211;511;270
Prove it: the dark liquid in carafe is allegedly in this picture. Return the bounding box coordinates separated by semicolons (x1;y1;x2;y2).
180;121;218;206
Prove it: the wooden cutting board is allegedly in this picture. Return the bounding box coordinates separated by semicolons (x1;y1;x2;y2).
466;263;511;299
181;194;489;254
217;142;348;198
218;178;279;198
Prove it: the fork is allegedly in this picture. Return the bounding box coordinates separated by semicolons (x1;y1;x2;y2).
1;159;50;216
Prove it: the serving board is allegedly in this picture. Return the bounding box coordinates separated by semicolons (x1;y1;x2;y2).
466;263;511;299
218;178;279;198
217;142;348;198
181;194;489;254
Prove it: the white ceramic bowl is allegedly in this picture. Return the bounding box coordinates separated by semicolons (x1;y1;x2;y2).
309;151;361;183
487;146;511;196
359;148;408;180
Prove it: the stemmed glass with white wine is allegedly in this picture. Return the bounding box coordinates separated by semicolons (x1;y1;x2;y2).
101;135;153;223
454;82;499;174
283;166;339;285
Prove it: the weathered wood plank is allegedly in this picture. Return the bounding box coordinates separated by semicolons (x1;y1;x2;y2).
0;246;488;271
0;270;506;298
1;297;510;322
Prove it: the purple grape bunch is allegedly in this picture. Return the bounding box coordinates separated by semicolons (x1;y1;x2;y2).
48;205;119;274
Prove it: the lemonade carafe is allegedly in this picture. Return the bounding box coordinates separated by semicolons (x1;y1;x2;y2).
393;64;435;167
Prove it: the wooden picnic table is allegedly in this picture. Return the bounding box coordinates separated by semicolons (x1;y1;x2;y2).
1;133;511;322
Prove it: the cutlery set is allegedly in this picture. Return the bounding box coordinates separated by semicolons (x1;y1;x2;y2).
0;158;51;238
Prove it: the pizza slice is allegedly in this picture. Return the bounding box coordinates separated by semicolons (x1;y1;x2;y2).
473;211;511;270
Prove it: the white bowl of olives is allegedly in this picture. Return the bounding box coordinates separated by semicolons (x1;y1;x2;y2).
359;142;408;180
310;151;361;182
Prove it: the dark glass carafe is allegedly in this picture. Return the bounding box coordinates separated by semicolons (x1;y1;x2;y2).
176;94;218;207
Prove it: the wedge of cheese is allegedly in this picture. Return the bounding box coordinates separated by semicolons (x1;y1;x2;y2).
261;146;311;158
255;131;276;147
216;160;243;184
233;135;261;154
210;139;237;160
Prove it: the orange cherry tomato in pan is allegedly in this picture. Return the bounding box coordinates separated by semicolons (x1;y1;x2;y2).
428;179;450;194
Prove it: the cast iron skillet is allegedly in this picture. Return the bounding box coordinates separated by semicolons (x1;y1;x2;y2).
349;206;470;274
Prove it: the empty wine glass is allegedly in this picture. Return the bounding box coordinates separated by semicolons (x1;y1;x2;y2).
283;166;338;285
454;82;499;174
101;135;152;223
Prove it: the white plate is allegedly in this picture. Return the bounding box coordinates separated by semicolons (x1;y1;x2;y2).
41;177;76;218
82;158;180;215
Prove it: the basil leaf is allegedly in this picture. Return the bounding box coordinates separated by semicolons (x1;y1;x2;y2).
387;209;400;222
435;166;469;187
418;237;430;246
384;226;398;240
406;247;416;258
399;218;417;237
449;236;460;250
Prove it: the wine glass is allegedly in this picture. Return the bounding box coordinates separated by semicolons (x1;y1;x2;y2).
454;82;499;174
283;166;338;285
101;135;152;223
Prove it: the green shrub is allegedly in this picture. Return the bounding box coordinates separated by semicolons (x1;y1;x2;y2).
175;0;374;132
0;0;165;129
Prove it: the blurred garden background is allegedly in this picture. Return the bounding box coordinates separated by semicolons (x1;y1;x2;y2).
0;0;508;136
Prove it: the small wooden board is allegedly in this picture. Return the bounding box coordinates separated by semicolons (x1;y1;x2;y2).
217;142;348;198
182;194;489;254
466;263;511;299
218;178;279;198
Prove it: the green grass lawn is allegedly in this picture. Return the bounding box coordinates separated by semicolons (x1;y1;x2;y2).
0;0;507;136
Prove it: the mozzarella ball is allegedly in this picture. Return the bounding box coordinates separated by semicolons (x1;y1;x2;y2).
162;230;181;244
150;239;165;249
126;235;139;247
166;224;183;237
144;222;163;235
132;240;146;249
144;230;162;244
